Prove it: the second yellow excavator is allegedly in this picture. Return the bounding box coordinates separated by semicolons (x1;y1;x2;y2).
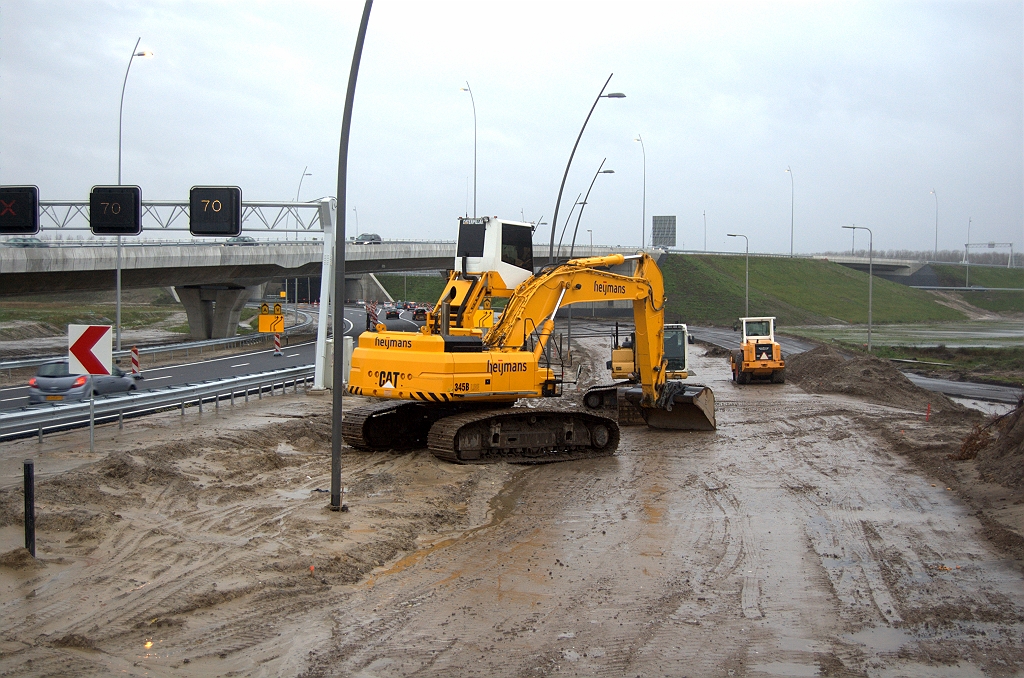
343;216;716;463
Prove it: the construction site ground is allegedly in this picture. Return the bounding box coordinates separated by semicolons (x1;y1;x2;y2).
1;338;1023;677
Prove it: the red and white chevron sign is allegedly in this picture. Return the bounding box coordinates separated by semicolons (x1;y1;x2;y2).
68;324;112;375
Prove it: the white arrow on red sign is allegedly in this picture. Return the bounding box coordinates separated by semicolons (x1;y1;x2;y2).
68;324;112;375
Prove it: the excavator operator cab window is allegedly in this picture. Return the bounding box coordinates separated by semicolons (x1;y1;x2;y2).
457;221;486;258
501;223;534;272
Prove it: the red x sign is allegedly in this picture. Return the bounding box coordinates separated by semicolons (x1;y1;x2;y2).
0;200;14;216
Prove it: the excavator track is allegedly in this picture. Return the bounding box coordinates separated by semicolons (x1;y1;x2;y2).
427;408;620;464
343;400;460;451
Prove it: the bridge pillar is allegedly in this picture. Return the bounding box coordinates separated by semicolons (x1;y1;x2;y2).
343;274;393;302
176;285;258;339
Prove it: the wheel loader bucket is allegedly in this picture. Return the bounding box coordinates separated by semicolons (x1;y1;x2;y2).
625;384;717;431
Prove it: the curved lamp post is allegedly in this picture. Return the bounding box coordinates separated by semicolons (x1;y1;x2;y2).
842;225;873;351
547;73;624;265
460;82;477;217
727;233;749;316
785;166;794;257
293;166;311;240
634;135;645;248
569;159;614;258
115;38;153;352
930;188;938;260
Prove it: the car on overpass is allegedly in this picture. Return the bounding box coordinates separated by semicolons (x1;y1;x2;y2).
353;233;382;244
4;236;48;247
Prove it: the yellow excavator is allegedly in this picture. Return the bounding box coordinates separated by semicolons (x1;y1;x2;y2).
583;322;716;430
344;216;716;463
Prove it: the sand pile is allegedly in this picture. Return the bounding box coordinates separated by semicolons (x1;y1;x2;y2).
968;404;1024;489
787;345;966;418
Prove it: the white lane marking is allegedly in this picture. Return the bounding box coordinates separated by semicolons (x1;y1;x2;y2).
1;396;26;402
140;340;316;374
285;353;300;357
144;375;173;381
230;362;251;368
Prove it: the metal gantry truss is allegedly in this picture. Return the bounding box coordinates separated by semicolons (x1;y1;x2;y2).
37;198;335;236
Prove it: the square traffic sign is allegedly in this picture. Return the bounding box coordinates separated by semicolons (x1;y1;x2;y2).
190;186;242;236
68;324;112;375
90;186;142;235
0;185;40;235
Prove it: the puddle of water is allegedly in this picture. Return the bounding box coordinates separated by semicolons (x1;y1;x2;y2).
275;489;312;500
843;625;915;653
749;662;819;677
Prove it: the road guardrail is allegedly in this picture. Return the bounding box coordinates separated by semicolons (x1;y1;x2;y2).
0;364;315;441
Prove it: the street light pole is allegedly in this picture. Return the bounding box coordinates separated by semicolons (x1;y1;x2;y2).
569;159;613;258
331;0;373;513
547;73;625;265
966;217;972;287
587;229;593;254
703;210;707;252
634;135;645;248
115;38;153;352
931;189;938;260
786;166;794;257
294;166;311;240
727;233;749;316
842;225;873;351
460;82;477;217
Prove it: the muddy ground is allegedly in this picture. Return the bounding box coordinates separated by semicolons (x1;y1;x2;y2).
1;340;1023;677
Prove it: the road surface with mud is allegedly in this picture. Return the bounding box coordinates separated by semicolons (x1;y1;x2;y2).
0;339;1022;677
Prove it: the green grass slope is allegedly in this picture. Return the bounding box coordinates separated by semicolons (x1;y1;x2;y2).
930;264;1024;314
661;255;965;326
376;274;448;305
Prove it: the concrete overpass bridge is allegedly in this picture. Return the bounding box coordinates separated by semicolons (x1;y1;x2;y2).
3;195;656;337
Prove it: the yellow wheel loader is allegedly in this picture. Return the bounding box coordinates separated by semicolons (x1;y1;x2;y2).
343;216;717;464
583;323;716;430
729;316;785;384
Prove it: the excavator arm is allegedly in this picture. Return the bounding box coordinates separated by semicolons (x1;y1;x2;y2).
484;253;668;406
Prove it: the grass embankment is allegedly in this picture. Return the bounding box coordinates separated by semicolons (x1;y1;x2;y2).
661;255;965;326
0;303;174;334
376;274;447;305
825;341;1024;387
930;264;1024;314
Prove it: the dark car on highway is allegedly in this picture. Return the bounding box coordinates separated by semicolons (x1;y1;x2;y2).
385;308;401;319
28;360;137;404
353;233;382;244
412;307;428;321
5;237;48;247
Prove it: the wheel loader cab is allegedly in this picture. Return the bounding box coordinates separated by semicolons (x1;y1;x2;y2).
741;318;774;344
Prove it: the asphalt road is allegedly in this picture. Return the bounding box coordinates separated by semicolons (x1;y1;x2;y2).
0;305;425;413
0;341;316;413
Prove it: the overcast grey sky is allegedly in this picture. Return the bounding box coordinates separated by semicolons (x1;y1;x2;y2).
1;1;1021;255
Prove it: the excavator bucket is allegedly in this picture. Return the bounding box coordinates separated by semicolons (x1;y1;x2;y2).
584;382;717;430
621;384;717;431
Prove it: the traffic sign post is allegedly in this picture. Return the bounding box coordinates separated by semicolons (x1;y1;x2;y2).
189;186;242;237
89;186;142;235
0;185;40;235
69;324;112;454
